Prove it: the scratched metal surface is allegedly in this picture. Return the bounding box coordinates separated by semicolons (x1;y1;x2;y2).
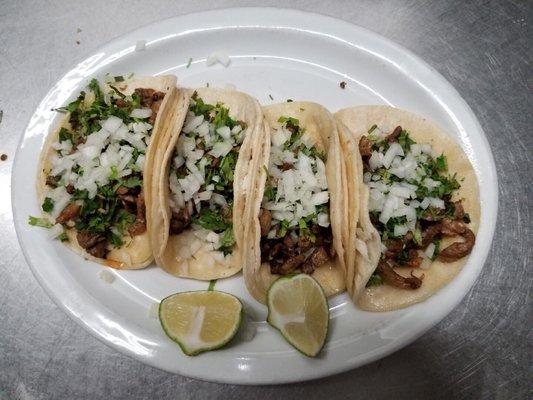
0;1;530;399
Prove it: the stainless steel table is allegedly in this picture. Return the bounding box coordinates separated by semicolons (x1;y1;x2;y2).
0;1;530;399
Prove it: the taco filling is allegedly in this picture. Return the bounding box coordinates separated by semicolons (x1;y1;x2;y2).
167;92;246;257
359;125;476;289
259;117;335;275
37;78;165;258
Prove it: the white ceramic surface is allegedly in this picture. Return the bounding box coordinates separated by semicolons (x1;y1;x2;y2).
12;8;497;384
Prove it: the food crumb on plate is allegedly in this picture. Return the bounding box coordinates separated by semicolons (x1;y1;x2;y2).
98;270;115;284
135;40;146;52
1;154;7;161
206;52;231;67
148;302;159;319
340;81;347;89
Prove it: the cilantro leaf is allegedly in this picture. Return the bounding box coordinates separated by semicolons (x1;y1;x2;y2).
28;216;52;228
367;273;384;286
42;197;54;213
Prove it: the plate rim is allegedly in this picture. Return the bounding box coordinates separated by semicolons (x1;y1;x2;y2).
11;7;498;385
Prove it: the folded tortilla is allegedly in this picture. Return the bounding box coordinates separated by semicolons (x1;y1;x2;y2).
37;76;177;269
243;102;347;303
336;105;480;311
150;87;267;280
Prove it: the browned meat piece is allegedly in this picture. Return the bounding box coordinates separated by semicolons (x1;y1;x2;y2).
440;219;467;236
385;239;404;258
260;240;271;259
116;186;130;195
275;254;306;275
386;126;402;143
421;223;443;247
77;231;105;250
46;175;59;188
56;203;80;224
420;207;446;221
285;120;298;134
128;193;146;236
299;236;312;250
221;206;232;223
377;261;423;290
438;228;475;262
453;201;464;220
327;243;336;258
404;249;423;268
358;136;372;157
66;184;75;194
281;162;293;171
134;88;165;124
283;235;295;248
270;243;284;258
86;240;108;258
302;247;330;274
259;209;272;237
118;193;136;214
115;98;127;108
169;205;191;235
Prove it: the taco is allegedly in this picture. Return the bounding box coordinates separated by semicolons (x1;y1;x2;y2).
36;75;177;269
336;106;480;311
244;102;347;303
149;87;267;280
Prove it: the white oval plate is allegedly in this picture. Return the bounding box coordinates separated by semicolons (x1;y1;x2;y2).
12;8;497;384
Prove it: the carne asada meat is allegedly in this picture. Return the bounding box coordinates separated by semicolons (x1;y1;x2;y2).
259;209;272;237
56;203;80;224
128;192;146;236
134;88;165;124
77;231;108;258
377;260;423;290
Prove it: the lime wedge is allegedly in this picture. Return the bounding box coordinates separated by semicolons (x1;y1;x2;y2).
267;274;329;357
159;291;242;356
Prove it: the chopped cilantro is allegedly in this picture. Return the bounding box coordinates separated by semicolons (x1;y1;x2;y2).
413;229;423;246
110;232;123;247
109;84;126;99
398;130;415;152
263;166;276;201
220;228;235;255
435;154;447;171
109;166;119;181
219;152;237;184
114;75;125;82
28;216;52;228
367;124;378;134
367;273;384;286
277;220;290;238
277;116;299;125
186;57;193;68
58;232;69;242
58;128;73;143
431;240;441;260
120;175;142;188
195;208;229;232
42;197;54;213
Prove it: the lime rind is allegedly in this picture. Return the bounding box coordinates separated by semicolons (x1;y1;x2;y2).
159;290;243;356
266;274;329;357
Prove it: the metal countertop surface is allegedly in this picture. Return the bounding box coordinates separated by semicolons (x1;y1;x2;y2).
0;1;530;399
